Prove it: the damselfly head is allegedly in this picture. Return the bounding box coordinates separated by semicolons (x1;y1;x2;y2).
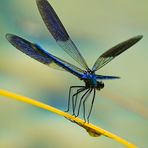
97;81;104;90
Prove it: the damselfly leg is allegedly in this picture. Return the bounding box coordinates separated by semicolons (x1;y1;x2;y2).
65;86;84;113
87;89;96;123
72;87;86;115
75;89;90;118
82;88;93;122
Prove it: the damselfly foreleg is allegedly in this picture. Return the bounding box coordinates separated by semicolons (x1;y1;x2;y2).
83;88;93;122
87;89;96;123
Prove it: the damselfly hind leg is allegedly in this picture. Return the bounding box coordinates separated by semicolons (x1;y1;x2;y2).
65;86;96;123
65;86;84;113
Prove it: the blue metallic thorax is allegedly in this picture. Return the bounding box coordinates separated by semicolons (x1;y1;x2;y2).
82;72;98;88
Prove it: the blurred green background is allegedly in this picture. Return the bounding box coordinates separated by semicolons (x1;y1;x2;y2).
0;0;148;147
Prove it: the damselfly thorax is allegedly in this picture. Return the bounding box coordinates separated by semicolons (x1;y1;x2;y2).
82;71;104;90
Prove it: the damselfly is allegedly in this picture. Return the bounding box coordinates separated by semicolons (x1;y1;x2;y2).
6;0;143;122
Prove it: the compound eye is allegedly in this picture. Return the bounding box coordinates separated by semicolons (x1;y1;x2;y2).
101;83;104;88
97;81;104;89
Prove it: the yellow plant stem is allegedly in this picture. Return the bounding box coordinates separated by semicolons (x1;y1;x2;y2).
0;89;137;148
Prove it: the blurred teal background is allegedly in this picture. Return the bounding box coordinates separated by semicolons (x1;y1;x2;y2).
0;0;148;147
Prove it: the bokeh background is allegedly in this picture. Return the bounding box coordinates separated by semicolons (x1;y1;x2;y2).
0;0;148;147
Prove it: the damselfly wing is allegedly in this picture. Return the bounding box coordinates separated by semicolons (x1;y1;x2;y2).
6;0;143;122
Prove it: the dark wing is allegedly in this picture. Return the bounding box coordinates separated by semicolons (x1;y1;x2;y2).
92;35;143;71
6;34;84;78
96;75;120;80
36;0;89;71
